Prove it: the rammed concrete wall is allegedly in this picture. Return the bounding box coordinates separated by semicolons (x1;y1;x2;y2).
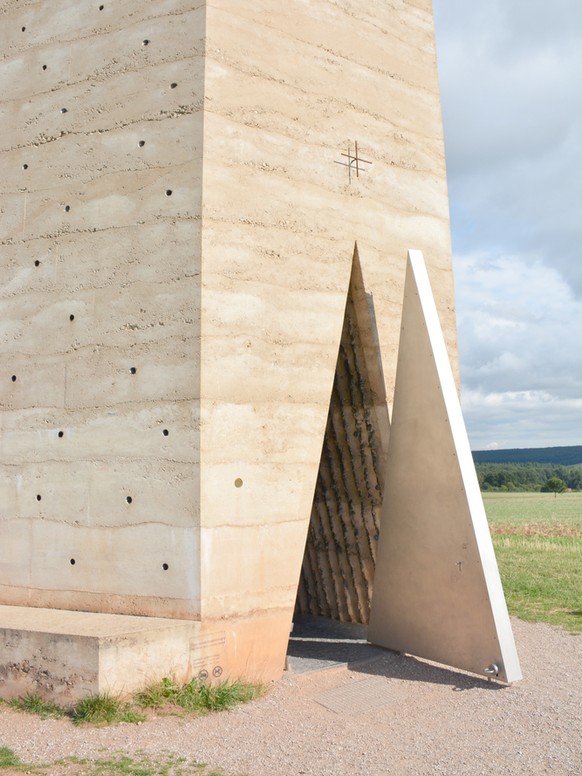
0;0;456;681
196;0;456;637
0;0;204;618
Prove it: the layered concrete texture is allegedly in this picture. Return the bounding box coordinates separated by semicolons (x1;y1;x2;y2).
1;0;460;695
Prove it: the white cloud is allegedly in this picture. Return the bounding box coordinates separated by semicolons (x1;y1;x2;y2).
433;0;582;295
461;388;582;450
454;254;582;448
432;1;582;449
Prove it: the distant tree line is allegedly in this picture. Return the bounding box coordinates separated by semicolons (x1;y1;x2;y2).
475;463;582;492
473;445;582;466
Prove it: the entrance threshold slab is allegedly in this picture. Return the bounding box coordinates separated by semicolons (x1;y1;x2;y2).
286;616;385;675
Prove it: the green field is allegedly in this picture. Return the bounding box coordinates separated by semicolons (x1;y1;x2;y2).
484;491;582;633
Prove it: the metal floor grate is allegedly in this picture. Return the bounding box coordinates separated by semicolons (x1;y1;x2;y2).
314;675;399;714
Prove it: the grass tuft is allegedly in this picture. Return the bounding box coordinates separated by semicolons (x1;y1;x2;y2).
135;677;262;715
8;676;262;730
193;680;259;712
71;693;146;726
0;747;236;775
82;751;218;775
134;676;177;709
0;746;24;769
8;693;65;719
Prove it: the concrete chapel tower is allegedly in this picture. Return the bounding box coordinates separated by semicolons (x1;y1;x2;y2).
0;1;502;700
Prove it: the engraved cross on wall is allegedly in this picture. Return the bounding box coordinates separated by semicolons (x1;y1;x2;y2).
335;141;372;183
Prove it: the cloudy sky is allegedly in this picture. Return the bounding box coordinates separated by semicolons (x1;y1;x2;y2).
432;0;582;450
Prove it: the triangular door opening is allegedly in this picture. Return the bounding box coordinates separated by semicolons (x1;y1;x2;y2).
291;249;521;686
295;248;390;625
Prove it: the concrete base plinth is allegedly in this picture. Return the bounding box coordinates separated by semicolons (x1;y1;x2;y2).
0;605;291;703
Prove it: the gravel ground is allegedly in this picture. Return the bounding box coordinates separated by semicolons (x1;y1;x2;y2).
0;618;580;775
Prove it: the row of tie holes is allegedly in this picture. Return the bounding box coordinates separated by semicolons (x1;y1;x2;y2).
22;141;175;181
34;466;242;570
18;11;229;572
21;4;105;26
67;559;170;569
9;375;244;490
10;367;154;379
66;559;170;570
19;6;154;35
18;190;172;214
20;16;168;75
19;24;176;171
35;475;243;505
16;184;173;221
17;30;175;240
36;478;170;571
35;477;243;508
19;104;175;507
23;434;243;504
48;187;174;212
15;19;169;457
21;165;170;264
23;137;167;155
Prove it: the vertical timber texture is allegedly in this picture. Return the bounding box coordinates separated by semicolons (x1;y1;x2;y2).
296;260;385;624
0;2;204;618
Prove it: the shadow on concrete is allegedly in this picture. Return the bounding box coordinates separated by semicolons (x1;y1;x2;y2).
286;616;384;674
287;616;505;691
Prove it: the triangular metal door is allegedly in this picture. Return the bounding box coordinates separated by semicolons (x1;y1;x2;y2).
368;251;522;684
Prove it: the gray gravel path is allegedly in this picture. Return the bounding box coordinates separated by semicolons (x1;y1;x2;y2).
0;618;580;775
